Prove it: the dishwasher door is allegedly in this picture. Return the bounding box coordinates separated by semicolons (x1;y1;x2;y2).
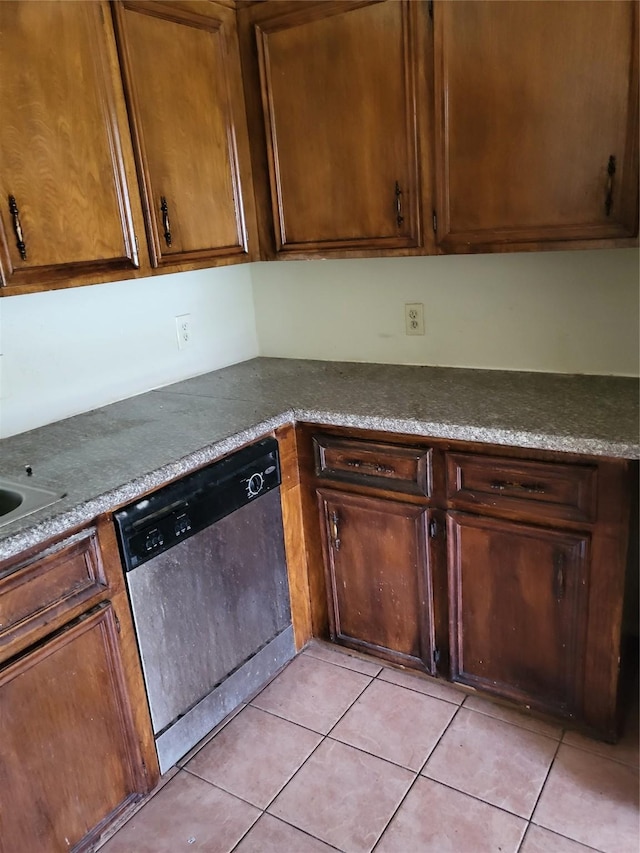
125;486;293;770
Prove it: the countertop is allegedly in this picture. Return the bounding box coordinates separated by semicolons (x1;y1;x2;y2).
1;358;637;562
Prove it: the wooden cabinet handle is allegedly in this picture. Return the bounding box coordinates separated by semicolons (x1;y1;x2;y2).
605;155;616;216
160;196;172;246
490;479;545;495
345;458;395;475
553;552;566;601
8;195;27;260
395;181;403;226
330;510;341;551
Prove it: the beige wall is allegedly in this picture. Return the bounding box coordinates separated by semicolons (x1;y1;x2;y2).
252;249;639;376
0;265;259;438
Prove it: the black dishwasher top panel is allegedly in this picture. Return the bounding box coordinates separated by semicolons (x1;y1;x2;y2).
114;438;280;572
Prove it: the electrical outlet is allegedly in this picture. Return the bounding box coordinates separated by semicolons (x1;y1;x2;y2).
175;314;192;350
405;303;424;336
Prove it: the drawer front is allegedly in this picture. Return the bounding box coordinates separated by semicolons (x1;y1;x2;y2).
0;530;108;655
446;453;597;523
314;435;432;496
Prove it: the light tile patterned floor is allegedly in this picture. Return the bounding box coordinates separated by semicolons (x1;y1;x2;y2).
100;641;639;853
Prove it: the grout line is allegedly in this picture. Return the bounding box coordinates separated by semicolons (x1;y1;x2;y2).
457;700;565;742
523;733;564;827
518;821;607;853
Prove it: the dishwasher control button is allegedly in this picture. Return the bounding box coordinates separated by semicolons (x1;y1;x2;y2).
246;472;264;497
175;514;191;536
145;528;164;551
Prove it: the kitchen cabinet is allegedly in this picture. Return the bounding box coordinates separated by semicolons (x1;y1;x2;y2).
238;0;433;257
0;1;144;295
112;0;258;269
299;424;636;739
317;488;436;672
0;522;158;853
313;434;438;672
433;0;639;252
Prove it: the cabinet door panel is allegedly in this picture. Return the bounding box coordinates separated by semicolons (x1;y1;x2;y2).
0;604;146;852
114;1;252;266
0;2;139;289
318;488;434;672
447;512;590;717
256;1;422;252
434;0;639;249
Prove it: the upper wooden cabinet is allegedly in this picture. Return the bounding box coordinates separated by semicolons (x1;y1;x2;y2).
112;1;258;268
0;2;143;293
433;0;639;252
239;0;433;257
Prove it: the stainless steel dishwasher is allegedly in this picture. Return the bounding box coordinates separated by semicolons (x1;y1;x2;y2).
114;438;294;773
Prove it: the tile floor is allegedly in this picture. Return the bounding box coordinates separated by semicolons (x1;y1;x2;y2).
100;641;639;853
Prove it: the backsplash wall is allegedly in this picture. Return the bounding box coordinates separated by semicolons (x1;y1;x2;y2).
0;248;637;438
0;265;259;438
252;249;639;376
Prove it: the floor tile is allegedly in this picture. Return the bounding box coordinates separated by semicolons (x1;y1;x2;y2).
330;678;456;770
303;639;383;676
100;770;259;853
268;738;413;853
375;776;526;853
561;698;639;769
532;743;640;853
233;813;337;853
422;707;558;817
177;704;245;767
251;653;371;734
463;693;563;739
378;666;465;705
185;705;322;808
520;824;602;853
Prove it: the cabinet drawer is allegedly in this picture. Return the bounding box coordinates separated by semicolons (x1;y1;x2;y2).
446;453;597;523
314;435;431;496
0;529;108;657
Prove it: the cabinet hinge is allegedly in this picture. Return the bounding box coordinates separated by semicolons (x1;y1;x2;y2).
114;613;121;634
432;210;437;233
433;647;441;666
428;0;433;20
429;519;439;538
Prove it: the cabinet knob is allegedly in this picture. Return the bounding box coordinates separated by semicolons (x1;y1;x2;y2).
160;196;172;247
8;195;27;260
604;155;616;217
395;181;404;227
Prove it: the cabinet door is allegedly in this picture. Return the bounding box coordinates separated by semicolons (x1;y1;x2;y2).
434;0;639;250
113;1;257;268
447;512;590;718
0;604;148;853
0;2;140;291
318;488;435;672
254;1;423;254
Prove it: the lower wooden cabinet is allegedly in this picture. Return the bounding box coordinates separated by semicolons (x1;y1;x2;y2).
317;488;435;672
0;602;148;852
447;512;590;717
304;427;636;740
0;522;158;853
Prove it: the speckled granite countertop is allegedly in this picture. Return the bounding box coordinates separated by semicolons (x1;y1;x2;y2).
1;358;637;562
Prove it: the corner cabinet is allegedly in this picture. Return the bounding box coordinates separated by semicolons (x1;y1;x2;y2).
300;426;637;741
239;0;433;257
0;521;158;853
0;1;143;294
433;0;639;252
112;0;259;269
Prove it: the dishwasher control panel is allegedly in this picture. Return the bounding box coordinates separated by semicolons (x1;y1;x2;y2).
114;438;281;571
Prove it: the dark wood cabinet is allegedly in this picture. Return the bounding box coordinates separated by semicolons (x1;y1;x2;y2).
240;0;432;257
298;425;636;740
0;522;158;853
0;1;144;294
447;512;590;717
112;0;258;269
433;0;639;252
317;487;435;672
